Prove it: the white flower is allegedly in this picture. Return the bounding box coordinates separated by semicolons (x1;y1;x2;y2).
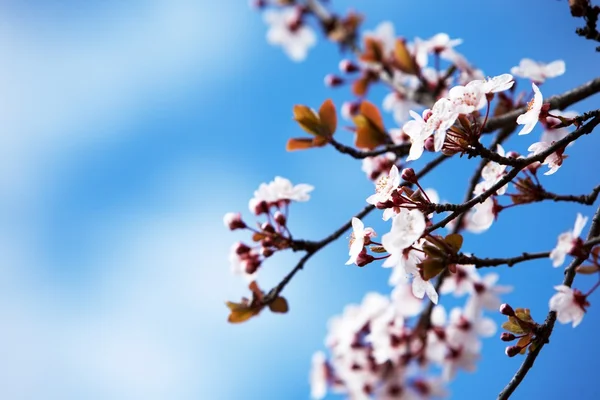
366;165;401;205
382;209;427;256
412;274;439;304
527;141;566;175
346;218;376;265
264;8;317;62
269;176;314;201
516;82;543;135
481;73;515;93
510;58;566;83
468;273;512;312
549;285;589;327
310;351;328;399
464;197;496;234
448;80;486;115
549;213;588;267
542;110;578;144
361;152;396;181
427;98;459;152
383;91;422;125
474;145;508;195
403;109;430;161
391;282;423;317
414;33;463;67
441;264;480;296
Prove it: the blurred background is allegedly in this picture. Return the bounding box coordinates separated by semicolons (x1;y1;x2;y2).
0;0;599;399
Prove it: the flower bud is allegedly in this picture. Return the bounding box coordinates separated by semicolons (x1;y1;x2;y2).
261;222;275;233
401;168;417;184
341;101;361;120
261;247;274;257
499;303;515;316
244;258;261;275
505;345;521;357
500;332;516;342
274;211;287;226
356;250;375;267
569;0;590;17
223;212;246;230
235;242;251;255
249;0;267;9
339;59;359;73
324;74;344;87
424;136;435;152
505;151;520;159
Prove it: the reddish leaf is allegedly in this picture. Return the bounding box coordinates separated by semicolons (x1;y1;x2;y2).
269;296;289;313
352;76;370;97
318;99;337;136
420;259;445;280
293;105;323;136
576;265;600;274
360;37;384;63
394;39;418;75
360;101;385;132
286;137;316;151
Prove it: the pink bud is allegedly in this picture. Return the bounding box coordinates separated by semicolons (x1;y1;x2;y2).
274;211;287;226
234;242;251;255
499;303;515;316
324;74;344;87
500;332;516;342
424;136;436;152
341;101;361;120
261;222;275;233
224;212;246;230
339;59;359;73
401;168;417;184
505;345;521;357
261;247;274;257
356;249;375;267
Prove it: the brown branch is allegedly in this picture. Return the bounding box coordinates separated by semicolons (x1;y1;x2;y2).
497;204;600;400
483;77;600;133
573;2;600;51
427;116;600;232
329;139;411;159
536;184;600;205
456;236;600;268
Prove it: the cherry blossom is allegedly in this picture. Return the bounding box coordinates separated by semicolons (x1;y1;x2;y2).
474;145;508;195
412;274;439;304
516;82;543;135
367;165;401;206
427;98;460;152
468;272;513;312
403;109;431;161
248;176;314;213
382;209;426;257
527;140;567;175
362;152;397;181
441;264;480;297
448;80;486;115
383;91;423;125
549;285;589;327
549;213;588;267
414;33;463;67
464;197;496;234
264;7;317;62
481;73;515;93
542;109;579;143
346;217;376;265
510;58;566;83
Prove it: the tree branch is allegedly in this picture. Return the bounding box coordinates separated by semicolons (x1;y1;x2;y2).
329;138;411;159
484;77;600;133
427;116;600;232
497;204;600;400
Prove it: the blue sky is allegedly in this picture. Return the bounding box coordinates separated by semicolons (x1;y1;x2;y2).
0;0;599;399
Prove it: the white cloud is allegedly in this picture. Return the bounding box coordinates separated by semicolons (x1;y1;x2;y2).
0;0;251;206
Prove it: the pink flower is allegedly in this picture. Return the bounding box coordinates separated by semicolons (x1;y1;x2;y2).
382;209;426;256
403;109;430;161
510;58;566;83
549;213;588;267
474;145;508;195
464;197;496;234
516;82;543;135
549;285;589;327
414;33;463;67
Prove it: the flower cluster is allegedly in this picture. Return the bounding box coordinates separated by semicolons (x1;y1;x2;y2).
225;177;314;281
310;264;510;399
